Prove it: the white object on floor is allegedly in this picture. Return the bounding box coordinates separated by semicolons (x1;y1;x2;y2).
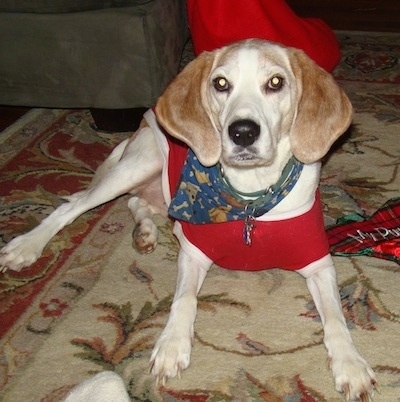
64;371;130;402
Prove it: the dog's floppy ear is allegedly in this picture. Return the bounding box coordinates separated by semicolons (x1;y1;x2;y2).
288;48;353;163
155;51;221;167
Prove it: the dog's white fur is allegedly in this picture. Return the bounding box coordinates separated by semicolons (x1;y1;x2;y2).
0;40;376;400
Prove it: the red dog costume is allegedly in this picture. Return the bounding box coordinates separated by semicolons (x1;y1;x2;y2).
145;110;330;272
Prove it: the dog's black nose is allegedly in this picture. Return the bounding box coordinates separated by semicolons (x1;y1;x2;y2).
228;119;260;147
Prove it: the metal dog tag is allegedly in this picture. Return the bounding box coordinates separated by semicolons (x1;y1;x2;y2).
243;214;256;246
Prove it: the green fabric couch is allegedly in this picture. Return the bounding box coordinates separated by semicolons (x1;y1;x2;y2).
0;0;188;114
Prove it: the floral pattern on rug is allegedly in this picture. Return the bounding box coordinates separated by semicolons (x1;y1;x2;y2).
1;32;400;401
0;110;130;337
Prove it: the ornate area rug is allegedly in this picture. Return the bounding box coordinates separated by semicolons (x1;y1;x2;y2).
1;31;399;401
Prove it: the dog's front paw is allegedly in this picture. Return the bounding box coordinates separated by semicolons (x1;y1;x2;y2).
0;235;43;272
149;330;192;385
132;218;158;254
330;353;377;401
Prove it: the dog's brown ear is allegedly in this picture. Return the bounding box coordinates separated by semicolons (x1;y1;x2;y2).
155;51;221;167
288;48;353;163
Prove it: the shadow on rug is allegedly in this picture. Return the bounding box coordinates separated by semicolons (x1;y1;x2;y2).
0;31;399;401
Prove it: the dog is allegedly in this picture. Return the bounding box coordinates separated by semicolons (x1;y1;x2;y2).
0;39;376;400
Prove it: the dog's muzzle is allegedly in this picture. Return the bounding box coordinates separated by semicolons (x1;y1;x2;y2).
228;119;260;147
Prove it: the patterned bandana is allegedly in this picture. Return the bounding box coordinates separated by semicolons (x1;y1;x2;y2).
168;150;304;226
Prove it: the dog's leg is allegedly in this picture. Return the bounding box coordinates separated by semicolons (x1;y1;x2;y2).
0;128;162;272
150;247;212;384
128;196;158;254
301;256;376;401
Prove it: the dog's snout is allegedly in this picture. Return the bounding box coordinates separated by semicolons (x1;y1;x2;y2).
228;119;260;147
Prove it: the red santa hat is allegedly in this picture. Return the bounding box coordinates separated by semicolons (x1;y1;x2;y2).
187;0;340;72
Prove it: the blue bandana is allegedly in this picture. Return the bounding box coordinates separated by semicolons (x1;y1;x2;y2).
168;150;303;224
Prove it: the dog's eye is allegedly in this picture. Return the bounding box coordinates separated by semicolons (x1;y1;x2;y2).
213;77;230;92
267;75;284;91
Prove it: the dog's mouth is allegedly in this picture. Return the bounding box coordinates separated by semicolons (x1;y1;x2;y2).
234;151;258;162
225;149;268;167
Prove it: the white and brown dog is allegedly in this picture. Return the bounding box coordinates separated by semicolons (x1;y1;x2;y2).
0;39;376;400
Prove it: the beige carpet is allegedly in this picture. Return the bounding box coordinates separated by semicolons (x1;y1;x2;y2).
1;31;400;401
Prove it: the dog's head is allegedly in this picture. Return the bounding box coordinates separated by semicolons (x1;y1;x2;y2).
156;39;352;167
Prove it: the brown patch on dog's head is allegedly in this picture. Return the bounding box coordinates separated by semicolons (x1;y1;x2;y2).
288;48;353;163
155;52;221;167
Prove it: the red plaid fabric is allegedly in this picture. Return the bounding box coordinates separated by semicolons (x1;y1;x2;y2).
327;197;400;264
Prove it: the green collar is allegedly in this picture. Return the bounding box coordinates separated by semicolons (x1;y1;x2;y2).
218;156;303;208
